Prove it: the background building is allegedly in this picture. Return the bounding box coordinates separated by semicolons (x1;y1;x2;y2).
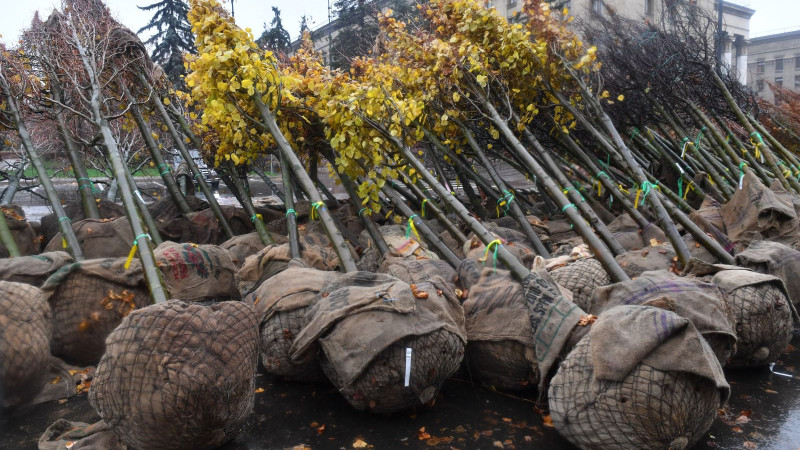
303;0;754;84
746;30;800;103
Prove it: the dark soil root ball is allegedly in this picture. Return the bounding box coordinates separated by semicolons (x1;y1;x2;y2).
47;272;150;366
549;336;720;450
465;340;538;391
89;300;259;450
549;259;611;311
0;282;52;410
321;329;464;413
725;283;793;368
260;306;326;382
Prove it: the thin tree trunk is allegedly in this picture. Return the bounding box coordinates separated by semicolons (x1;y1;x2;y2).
253;167;285;203
122;168;163;246
223;163;274;245
4;91;83;260
398;171;468;245
254;94;358;272
121;83;191;215
0;163;24;205
279;153;301;259
0;209;20;257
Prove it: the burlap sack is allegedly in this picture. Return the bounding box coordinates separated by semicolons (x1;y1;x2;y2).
615;243;678;278
606;213;667;251
45;217;134;259
220;232;288;268
721;171;800;251
549;258;610;311
0;205;40;257
244;263;341;381
712;270;793;368
736;240;800;307
148;195;209;243
548;305;730;450
0;251;73;286
41;258;150;365
151;241;239;301
547;217;579;243
462;268;538;391
463;223;536;268
40;199;125;244
590;270;737;365
89;300;259;450
236;243;339;297
185;205;253;245
0;282;51;409
291;272;466;413
691;197;726;234
372;224;439;260
30;357;94;406
38;420;124;450
379;251;457;286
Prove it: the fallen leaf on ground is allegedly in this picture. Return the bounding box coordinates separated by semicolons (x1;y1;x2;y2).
541;415;554;428
742;441;757;449
353;438;368;448
254;388;265;393
418;427;431;440
426;436;453;446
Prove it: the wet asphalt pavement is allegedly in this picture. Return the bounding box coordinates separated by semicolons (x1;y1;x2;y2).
2;331;800;449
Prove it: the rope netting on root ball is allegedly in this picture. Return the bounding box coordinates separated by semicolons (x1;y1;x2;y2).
0;281;52;410
41;258;151;366
290;272;466;413
548;305;730;450
89;300;259;450
549;258;611;311
461;267;540;391
244;263;341;382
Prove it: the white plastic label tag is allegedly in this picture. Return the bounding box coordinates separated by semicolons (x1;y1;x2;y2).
404;348;412;387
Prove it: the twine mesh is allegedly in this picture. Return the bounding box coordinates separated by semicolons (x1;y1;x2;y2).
49;273;150;365
89;300;259;450
465;340;538;391
0;282;51;409
260;306;325;382
725;284;793;368
549;259;611;311
320;329;464;413
549;336;720;450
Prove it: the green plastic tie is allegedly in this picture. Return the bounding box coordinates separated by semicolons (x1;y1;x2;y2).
357;207;371;216
285;209;296;218
639;181;658;207
562;186;584;201
133;233;151;244
58;216;71;223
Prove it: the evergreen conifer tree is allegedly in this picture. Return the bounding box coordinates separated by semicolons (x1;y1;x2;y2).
138;0;195;87
257;7;292;54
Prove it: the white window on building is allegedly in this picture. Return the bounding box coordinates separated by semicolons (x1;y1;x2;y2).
592;0;602;15
756;79;764;91
795;75;800;89
775;76;783;87
508;0;517;7
796;56;800;70
775;57;784;73
756;60;765;75
645;0;655;16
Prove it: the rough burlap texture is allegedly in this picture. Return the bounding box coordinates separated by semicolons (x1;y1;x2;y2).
521;270;588;393
291;272;466;412
590;270;737;365
40;199;125;244
89;300;259;450
462;268;539;390
683;259;795;368
38;420;124;450
606;213;668;251
690;197;735;255
375;224;439;260
147;195;209;243
379;250;457;286
0;251;73;286
456;259;483;291
236;242;340;297
549;258;610;311
0;282;51;410
735;240;800;308
152;241;239;301
615;243;678;278
41;257;150;365
721;171;800;251
220;232;288;268
244;263;341;381
30;357;94;405
0;205;40;257
45;217;133;259
549;305;729;450
185;205;253;245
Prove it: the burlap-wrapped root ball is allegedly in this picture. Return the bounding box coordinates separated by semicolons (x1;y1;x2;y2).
41;258;151;365
462;268;539;391
0;282;52;409
549;305;730;450
549;258;610;311
245;263;341;381
291;272;466;413
89;300;259;450
711;270;793;368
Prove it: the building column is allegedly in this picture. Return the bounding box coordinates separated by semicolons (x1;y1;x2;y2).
735;36;748;85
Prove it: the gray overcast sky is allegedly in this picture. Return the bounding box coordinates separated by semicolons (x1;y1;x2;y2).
1;0;798;45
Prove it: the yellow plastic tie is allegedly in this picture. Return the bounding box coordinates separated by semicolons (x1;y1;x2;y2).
310;202;324;220
480;239;503;271
683;181;695;200
406;215;421;241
